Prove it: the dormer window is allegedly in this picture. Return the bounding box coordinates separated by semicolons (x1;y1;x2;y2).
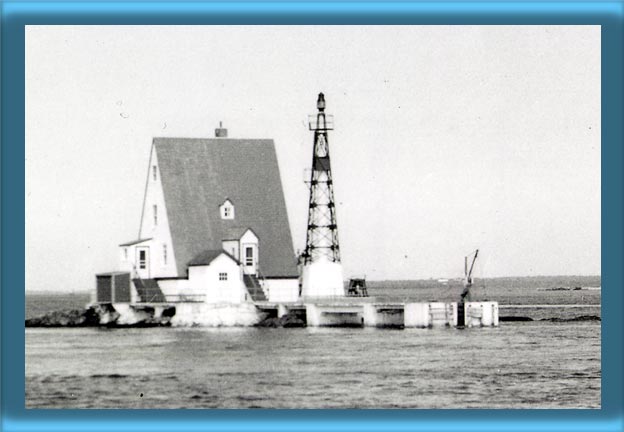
219;199;235;220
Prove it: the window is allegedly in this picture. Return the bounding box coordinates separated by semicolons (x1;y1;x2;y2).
245;247;253;266
153;204;158;226
219;200;235;220
124;248;128;260
163;244;167;265
139;250;146;269
152;165;157;181
219;272;228;281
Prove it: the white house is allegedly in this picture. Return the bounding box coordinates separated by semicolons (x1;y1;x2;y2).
187;250;247;303
106;125;300;306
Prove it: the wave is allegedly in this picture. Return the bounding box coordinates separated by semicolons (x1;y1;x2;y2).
89;373;130;379
500;315;600;322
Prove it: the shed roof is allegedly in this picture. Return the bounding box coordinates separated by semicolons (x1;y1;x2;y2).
154;137;298;277
96;271;132;276
188;249;240;266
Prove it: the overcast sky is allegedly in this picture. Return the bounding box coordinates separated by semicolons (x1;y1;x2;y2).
25;25;600;292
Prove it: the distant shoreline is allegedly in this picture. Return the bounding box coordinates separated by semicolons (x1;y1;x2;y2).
26;274;602;295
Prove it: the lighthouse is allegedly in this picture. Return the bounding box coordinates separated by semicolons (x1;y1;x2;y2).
301;93;345;298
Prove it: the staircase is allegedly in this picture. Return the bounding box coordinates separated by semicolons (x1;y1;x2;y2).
132;278;167;303
244;274;267;301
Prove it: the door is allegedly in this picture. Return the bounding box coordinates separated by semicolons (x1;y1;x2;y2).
242;244;257;275
136;247;150;279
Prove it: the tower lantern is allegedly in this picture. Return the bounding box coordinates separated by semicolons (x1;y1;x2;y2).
300;93;345;298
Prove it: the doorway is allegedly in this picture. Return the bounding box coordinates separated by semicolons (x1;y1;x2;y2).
136;246;150;279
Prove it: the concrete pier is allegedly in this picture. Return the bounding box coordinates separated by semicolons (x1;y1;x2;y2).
104;299;498;328
256;301;498;328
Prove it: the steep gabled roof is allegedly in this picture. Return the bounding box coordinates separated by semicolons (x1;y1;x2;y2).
223;226;257;241
119;238;152;247
188;249;240;266
154;138;298;277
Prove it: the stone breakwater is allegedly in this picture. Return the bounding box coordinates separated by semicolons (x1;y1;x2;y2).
25;304;174;328
24;304;305;328
255;311;306;328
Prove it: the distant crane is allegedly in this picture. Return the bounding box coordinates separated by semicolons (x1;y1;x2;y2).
458;248;479;328
461;249;479;301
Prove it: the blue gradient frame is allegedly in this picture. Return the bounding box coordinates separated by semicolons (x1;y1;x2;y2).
2;1;622;431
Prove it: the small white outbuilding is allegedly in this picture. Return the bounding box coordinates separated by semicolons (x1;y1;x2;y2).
186;250;247;304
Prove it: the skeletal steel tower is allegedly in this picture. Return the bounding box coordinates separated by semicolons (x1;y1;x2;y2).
301;93;344;297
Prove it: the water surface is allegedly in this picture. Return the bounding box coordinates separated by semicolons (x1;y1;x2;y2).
26;322;600;408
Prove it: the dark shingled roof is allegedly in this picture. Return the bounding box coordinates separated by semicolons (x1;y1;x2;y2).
188;249;240;266
154;138;298;278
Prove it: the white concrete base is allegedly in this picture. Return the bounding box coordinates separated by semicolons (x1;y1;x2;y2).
429;302;457;327
362;304;404;327
465;301;499;327
170;302;263;327
277;304;289;318
306;304;363;327
301;260;344;298
404;302;457;328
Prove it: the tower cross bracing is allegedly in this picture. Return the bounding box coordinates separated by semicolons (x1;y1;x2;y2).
303;93;341;265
